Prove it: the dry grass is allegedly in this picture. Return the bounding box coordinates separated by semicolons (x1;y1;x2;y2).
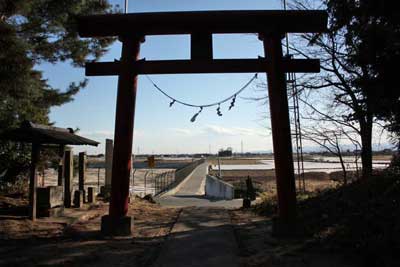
230;209;357;267
210;169;341;194
0;196;180;267
230;170;400;267
372;155;393;161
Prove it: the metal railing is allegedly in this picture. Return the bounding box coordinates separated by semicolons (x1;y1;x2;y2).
154;171;176;196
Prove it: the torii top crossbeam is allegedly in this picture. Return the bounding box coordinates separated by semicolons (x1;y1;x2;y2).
79;10;327;76
78;10;327;37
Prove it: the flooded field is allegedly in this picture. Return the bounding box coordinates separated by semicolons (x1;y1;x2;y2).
211;156;391;173
209;155;393;193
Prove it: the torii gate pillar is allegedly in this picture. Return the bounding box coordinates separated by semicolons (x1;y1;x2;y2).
101;35;143;236
261;33;297;234
78;10;328;237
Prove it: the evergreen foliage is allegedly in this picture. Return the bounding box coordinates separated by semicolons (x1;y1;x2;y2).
0;0;116;182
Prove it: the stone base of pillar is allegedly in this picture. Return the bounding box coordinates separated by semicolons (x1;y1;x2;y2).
100;186;112;200
271;216;303;237
101;215;132;236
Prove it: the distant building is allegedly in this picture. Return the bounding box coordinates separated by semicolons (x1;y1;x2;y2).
218;148;233;157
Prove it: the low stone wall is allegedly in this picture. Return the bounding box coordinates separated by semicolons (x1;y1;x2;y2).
205;175;234;200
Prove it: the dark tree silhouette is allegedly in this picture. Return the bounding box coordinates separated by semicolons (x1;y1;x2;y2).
0;1;116;182
286;0;398;178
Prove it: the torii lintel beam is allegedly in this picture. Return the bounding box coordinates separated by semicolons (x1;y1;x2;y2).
78;10;328;37
85;59;320;76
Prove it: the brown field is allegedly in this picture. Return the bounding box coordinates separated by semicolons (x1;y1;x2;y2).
209;169;354;194
372;154;394;161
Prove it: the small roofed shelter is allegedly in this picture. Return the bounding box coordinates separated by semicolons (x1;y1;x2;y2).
0;121;99;220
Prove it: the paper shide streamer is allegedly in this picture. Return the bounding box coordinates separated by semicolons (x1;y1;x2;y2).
146;73;258;122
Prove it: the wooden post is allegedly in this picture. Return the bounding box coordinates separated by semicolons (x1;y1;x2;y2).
109;35;142;218
57;145;65;186
260;33;297;230
29;143;40;220
87;187;94;203
79;152;87;202
79;152;86;191
64;149;73;208
191;33;213;60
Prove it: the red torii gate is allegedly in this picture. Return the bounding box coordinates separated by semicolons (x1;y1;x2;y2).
78;10;327;236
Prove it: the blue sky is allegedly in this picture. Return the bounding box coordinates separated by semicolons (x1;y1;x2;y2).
43;0;288;155
41;0;391;155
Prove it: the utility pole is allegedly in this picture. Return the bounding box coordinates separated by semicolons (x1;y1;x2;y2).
241;140;244;155
125;0;129;14
217;154;222;178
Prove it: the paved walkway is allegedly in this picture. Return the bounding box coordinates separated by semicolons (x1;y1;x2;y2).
175;163;208;196
154;163;242;267
152;207;239;267
157;163;242;208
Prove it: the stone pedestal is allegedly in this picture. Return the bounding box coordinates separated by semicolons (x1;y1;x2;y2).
37;186;64;217
73;190;84;208
101;215;132;236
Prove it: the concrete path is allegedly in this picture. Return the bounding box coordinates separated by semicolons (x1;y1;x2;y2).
152;207;239;267
157;162;242;208
175;162;208;196
153;163;242;267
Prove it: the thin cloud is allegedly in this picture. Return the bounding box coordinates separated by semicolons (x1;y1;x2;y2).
169;128;194;136
170;125;266;137
203;125;266;137
79;130;114;137
79;129;144;138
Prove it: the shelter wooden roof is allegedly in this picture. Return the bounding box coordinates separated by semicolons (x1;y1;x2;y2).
0;121;99;146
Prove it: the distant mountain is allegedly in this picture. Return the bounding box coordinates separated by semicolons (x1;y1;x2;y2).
301;143;394;153
247;150;272;154
249;143;394;154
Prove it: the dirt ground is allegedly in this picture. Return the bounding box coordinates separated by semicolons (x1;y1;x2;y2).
229;209;357;267
230;169;400;267
0;196;180;267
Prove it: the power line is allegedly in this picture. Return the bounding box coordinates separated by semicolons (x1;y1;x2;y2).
282;0;306;192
